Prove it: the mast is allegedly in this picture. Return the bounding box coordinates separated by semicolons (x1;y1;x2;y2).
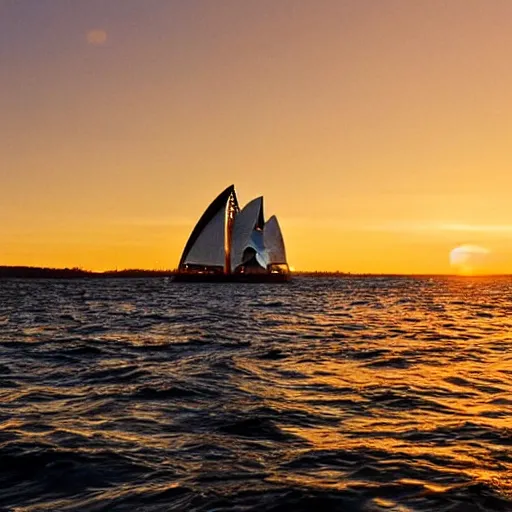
224;191;238;274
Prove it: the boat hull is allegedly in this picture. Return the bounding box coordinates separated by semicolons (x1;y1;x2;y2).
171;273;290;283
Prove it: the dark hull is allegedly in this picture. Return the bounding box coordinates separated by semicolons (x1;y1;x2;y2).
171;273;290;283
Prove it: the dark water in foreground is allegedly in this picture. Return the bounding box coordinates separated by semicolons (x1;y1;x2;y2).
1;276;511;511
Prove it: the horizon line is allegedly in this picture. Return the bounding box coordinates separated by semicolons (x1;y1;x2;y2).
0;265;511;278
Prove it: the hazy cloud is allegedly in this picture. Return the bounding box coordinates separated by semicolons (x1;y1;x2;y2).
106;216;194;227
362;222;512;234
439;224;512;233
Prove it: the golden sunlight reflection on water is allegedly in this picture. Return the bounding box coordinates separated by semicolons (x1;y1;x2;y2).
234;286;512;498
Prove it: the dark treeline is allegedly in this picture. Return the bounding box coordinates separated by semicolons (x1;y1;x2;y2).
0;266;175;279
293;271;351;277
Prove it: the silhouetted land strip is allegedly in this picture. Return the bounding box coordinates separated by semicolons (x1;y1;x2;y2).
0;267;174;279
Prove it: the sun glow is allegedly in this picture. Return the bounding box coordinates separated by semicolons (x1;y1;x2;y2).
449;245;490;276
86;29;107;46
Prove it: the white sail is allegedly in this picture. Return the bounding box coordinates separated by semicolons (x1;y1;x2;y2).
182;205;226;268
263;215;287;265
230;196;266;270
179;185;239;271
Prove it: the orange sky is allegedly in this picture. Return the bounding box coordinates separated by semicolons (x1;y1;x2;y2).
2;1;512;273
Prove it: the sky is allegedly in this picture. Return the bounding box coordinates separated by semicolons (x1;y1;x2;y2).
2;0;512;274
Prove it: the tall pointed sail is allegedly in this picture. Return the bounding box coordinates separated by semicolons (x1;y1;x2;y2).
230;196;267;271
263;215;287;266
179;185;239;271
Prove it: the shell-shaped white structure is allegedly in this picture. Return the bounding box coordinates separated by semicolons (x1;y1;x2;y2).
178;185;288;275
263;215;287;266
231;197;267;272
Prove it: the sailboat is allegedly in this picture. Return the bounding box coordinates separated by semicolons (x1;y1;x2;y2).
173;185;290;282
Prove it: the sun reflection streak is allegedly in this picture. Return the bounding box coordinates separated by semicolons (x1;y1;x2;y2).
232;278;512;498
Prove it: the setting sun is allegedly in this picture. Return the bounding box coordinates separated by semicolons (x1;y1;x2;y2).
449;244;491;275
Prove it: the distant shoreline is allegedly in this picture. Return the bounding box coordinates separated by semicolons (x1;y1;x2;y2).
0;266;174;279
0;266;511;279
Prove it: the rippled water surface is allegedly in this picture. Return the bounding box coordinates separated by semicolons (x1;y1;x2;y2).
1;276;512;511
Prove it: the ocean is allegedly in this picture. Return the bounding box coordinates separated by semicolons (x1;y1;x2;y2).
0;276;511;511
